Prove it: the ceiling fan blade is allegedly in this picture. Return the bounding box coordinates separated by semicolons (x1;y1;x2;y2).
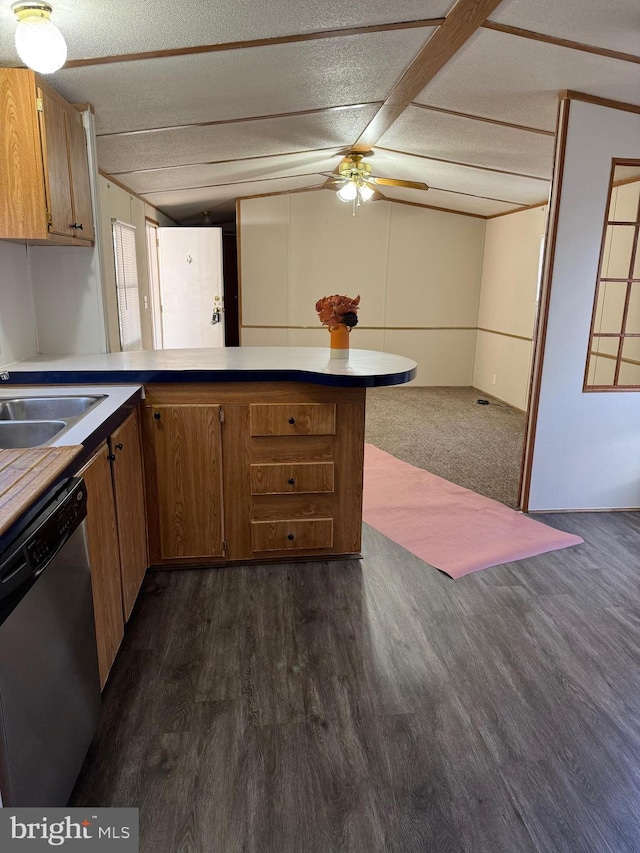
370;177;429;191
363;181;386;201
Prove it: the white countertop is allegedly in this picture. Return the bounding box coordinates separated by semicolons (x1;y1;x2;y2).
0;347;417;387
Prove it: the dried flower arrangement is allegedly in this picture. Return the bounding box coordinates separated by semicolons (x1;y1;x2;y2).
315;294;361;331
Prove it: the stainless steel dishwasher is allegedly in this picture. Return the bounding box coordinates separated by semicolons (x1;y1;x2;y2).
0;477;101;806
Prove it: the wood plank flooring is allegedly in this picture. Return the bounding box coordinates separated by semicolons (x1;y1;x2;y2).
71;512;640;852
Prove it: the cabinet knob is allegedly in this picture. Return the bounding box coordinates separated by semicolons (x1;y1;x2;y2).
287;533;295;541
115;442;123;450
108;452;116;461
288;478;295;485
69;222;83;230
288;417;296;424
153;411;161;420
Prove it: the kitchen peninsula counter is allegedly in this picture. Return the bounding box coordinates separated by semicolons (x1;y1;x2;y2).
1;348;417;566
0;347;416;387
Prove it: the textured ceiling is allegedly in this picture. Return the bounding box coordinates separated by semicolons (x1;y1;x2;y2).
0;1;449;58
0;0;637;224
417;28;640;131
492;0;640;56
54;29;431;134
96;106;380;173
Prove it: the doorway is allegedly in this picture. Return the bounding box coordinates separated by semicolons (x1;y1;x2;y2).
145;227;226;350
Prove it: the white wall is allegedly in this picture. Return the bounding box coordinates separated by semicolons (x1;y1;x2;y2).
99;176;153;351
527;99;640;510
29;244;106;355
0;242;37;363
145;203;175;228
473;205;547;409
239;191;485;385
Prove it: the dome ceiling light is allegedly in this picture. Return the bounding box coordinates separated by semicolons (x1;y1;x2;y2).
12;2;67;75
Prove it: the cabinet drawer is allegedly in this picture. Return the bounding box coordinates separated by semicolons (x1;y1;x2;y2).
250;403;335;436
252;493;333;521
251;518;333;552
251;462;334;495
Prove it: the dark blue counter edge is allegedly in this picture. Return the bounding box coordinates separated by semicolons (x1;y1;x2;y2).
0;388;143;553
0;366;417;388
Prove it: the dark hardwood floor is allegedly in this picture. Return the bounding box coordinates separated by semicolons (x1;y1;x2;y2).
71;513;640;852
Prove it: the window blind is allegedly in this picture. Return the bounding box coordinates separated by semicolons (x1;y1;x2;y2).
112;219;143;352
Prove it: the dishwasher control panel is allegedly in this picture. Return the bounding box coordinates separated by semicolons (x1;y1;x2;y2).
26;482;86;572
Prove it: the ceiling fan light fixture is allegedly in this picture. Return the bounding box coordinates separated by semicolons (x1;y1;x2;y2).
12;1;67;74
337;182;358;202
358;183;375;202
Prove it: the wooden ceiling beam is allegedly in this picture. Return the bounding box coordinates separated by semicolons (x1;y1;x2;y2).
351;0;506;153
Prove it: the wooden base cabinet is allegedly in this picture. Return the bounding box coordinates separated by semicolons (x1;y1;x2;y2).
142;404;225;563
78;410;148;688
142;383;365;567
78;443;124;689
109;410;149;621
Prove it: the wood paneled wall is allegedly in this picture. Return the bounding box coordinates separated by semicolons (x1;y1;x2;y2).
238;191;486;386
473;205;547;409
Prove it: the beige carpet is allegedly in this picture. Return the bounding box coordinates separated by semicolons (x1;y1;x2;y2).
364;387;526;508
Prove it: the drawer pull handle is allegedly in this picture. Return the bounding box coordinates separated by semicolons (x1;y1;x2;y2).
288;478;295;485
153;411;161;420
287;533;295;541
288;417;296;424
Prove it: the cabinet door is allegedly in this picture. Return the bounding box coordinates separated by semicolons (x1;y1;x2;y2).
145;405;224;560
65;110;94;241
79;444;124;689
37;89;74;239
109;410;148;621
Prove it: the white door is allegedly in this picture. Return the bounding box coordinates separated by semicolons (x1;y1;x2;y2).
157;227;225;349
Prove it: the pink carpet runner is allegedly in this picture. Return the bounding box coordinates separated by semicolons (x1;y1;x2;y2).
362;444;583;579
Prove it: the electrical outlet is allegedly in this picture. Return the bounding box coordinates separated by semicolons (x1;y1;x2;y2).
492;374;496;385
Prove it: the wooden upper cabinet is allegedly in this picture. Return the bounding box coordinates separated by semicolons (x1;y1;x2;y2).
65;106;94;242
38;90;74;239
109;410;148;621
0;68;94;245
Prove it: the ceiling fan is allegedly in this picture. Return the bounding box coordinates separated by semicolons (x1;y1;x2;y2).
323;152;429;214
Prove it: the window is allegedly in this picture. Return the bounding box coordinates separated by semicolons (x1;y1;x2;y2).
112;219;143;351
585;160;640;390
